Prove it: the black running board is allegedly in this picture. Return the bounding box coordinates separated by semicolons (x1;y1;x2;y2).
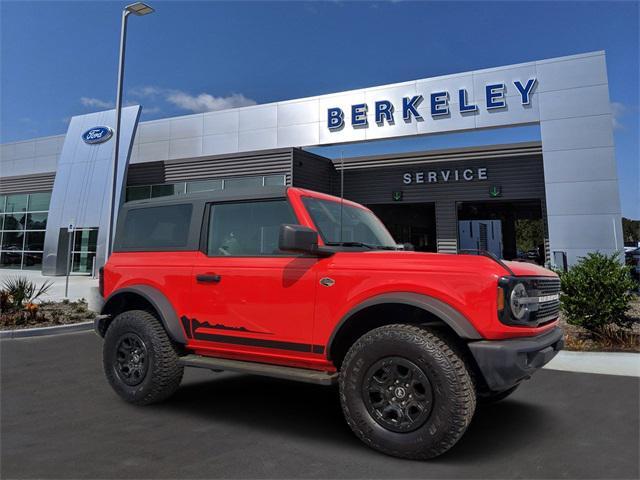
179;354;338;386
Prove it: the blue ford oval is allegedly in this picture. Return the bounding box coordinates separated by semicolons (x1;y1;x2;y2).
82;126;113;144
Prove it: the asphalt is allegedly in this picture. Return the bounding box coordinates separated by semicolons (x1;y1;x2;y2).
1;332;638;479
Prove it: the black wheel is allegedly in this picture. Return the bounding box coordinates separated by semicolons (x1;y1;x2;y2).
478;384;519;405
103;310;183;405
339;324;476;460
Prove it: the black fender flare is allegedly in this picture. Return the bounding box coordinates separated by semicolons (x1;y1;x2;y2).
327;292;482;360
99;285;186;344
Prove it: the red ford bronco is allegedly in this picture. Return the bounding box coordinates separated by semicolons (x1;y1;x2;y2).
96;186;563;459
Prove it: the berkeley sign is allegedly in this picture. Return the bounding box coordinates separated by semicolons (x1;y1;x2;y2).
327;78;537;130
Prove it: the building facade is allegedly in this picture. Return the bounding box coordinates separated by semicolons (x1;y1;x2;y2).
0;51;623;274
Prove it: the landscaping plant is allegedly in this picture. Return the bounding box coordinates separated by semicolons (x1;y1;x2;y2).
559;252;637;334
1;276;53;312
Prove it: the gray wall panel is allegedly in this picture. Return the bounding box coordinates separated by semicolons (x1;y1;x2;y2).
0;172;56;194
161;149;294;185
292;150;338;194
338;148;546;254
126;162;166;186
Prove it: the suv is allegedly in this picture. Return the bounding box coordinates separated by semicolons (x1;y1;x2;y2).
96;186;563;459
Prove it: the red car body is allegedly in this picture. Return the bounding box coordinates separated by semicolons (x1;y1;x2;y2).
102;187;560;374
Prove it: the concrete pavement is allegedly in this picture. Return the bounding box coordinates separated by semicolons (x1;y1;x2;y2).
1;331;638;479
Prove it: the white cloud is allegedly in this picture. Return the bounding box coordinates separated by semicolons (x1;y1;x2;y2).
165;91;256;113
129;86;163;98
129;85;256;114
80;97;114;109
611;101;625;130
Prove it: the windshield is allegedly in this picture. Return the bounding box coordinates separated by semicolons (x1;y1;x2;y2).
302;197;396;249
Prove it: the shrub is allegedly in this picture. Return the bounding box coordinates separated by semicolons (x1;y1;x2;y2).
1;276;53;312
559;252;636;332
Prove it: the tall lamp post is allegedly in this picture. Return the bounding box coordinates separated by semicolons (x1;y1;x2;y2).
106;2;154;260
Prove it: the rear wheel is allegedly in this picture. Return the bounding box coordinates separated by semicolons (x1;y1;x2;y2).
339;324;476;459
103;310;183;405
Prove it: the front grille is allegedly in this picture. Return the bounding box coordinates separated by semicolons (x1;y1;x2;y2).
531;277;561;296
532;300;561;324
529;277;561;324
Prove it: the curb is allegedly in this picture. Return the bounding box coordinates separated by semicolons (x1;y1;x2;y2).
0;321;94;339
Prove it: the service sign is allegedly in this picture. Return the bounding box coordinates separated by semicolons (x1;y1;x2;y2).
82;126;113;144
327;79;537;131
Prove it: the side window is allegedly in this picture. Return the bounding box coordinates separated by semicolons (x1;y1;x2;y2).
206;200;297;256
119;204;192;250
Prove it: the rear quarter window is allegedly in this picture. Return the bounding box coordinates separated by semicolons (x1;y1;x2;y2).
117;204;193;250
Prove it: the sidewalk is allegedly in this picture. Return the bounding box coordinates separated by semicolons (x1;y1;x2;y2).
545;350;639;377
0;268;101;310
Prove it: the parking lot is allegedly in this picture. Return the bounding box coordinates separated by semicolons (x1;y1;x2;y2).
1;331;638;479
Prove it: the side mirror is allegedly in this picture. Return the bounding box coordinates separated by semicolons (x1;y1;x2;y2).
279;224;319;255
279;224;332;256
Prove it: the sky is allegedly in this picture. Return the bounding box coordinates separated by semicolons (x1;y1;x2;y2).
1;0;638;218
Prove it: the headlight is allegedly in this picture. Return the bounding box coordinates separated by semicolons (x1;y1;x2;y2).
509;282;529;320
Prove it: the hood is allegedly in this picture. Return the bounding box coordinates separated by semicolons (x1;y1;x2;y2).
342;251;557;278
502;260;557;277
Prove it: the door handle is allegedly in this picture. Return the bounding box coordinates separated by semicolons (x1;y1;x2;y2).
196;273;221;283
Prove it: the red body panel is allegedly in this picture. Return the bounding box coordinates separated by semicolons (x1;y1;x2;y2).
104;187;559;371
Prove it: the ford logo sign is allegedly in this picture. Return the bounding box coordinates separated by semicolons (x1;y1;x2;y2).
82;126;113;144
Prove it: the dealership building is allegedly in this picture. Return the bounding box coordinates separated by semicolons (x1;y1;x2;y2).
0;51;624;275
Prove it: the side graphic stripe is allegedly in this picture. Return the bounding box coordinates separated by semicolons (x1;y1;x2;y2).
193;331;325;354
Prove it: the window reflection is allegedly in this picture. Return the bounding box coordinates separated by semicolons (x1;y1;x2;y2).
0;192;50;270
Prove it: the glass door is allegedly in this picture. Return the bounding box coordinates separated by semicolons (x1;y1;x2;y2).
71;228;98;275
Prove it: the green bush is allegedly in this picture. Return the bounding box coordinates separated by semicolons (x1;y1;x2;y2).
559;252;636;332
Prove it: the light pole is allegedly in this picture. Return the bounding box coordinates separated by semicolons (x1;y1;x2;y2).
106;2;154;260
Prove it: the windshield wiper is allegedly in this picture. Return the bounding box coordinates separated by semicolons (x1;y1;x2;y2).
325;241;375;249
325;242;397;250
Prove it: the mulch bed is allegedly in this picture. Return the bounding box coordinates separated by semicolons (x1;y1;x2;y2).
0;300;96;331
561;296;640;353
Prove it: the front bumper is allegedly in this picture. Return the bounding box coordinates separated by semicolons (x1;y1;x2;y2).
468;327;564;392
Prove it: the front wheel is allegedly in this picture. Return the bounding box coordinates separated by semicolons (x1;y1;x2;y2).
103;310;184;405
339;324;476;460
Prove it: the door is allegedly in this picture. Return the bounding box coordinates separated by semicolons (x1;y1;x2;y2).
186;198;322;360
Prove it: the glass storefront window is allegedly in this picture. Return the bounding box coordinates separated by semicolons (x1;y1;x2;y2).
264;174;287;186
27;192;51;211
224;176;263;189
0;191;50;270
1;231;25;250
25;231;45;251
27;212;47;230
186;179;223;193
22;252;43;270
2;213;25;230
151;184;178;198
5;194;28;213
124;175;288;204
0;251;22;269
126;185;152;202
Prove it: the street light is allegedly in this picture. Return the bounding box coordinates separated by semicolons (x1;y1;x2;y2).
106;2;154;260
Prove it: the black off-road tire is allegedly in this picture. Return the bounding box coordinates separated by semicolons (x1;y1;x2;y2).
339;324;476;460
478;384;519;405
103;310;184;405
